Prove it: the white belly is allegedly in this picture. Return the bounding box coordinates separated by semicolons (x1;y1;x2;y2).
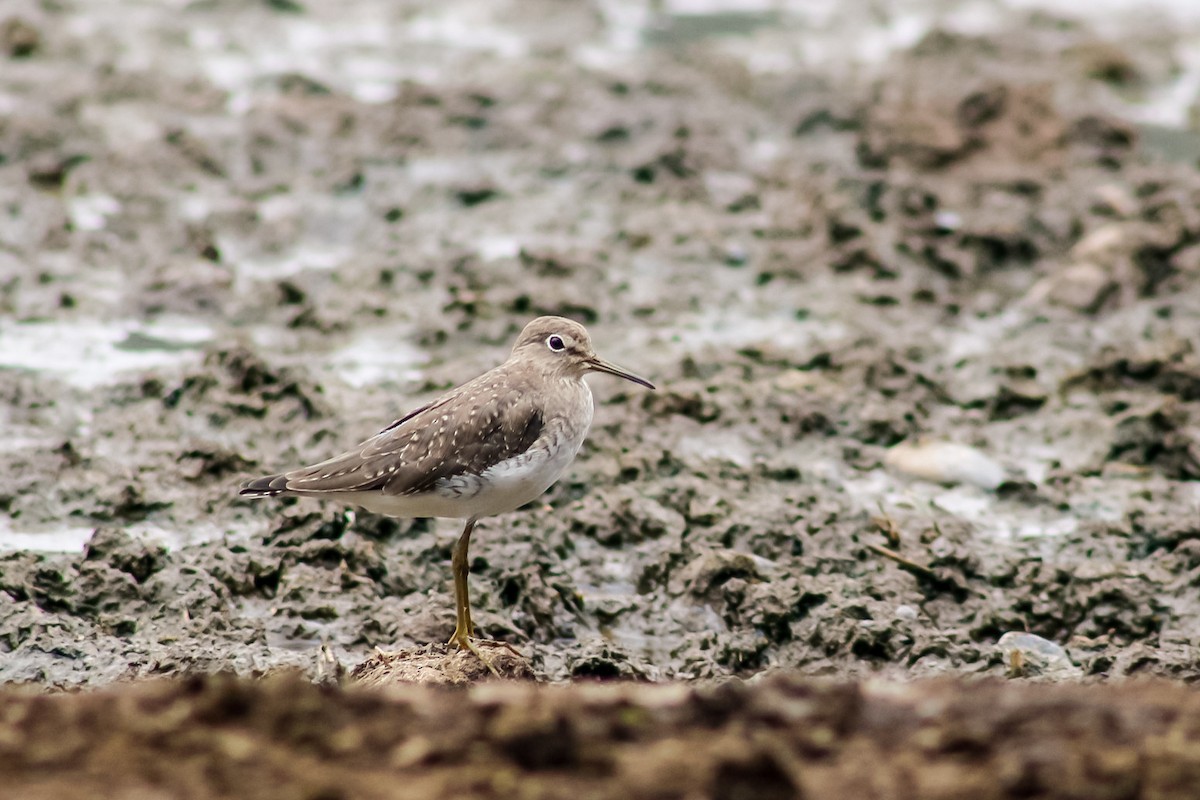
453;434;583;517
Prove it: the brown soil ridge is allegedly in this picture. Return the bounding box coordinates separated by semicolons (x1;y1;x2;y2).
2;672;1199;799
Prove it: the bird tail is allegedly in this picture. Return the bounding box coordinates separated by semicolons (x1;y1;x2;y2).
239;474;291;497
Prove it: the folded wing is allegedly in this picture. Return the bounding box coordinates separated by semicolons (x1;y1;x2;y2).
240;378;545;498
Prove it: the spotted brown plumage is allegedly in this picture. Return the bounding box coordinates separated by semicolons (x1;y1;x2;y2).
241;377;545;498
238;316;655;674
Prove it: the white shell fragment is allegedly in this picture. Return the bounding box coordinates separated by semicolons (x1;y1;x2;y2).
997;632;1082;679
884;439;1007;490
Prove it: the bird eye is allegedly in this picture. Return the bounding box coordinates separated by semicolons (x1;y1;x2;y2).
547;335;566;352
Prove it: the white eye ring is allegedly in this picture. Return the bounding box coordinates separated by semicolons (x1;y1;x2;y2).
547;334;566;352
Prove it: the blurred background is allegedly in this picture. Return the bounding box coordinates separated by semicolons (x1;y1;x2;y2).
0;0;1199;684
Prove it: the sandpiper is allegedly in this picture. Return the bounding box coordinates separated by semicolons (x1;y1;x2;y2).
239;316;655;671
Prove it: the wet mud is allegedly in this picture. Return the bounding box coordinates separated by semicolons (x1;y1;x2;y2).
1;0;1200;794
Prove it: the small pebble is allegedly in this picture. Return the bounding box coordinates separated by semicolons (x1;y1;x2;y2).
894;604;919;621
933;210;961;231
1070;224;1127;259
997;632;1082;679
884;439;1006;490
1092;184;1137;217
723;244;748;266
1038;261;1115;312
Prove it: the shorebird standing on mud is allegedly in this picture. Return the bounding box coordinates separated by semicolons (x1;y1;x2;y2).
240;316;655;672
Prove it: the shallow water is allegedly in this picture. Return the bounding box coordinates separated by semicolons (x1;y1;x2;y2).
0;318;211;389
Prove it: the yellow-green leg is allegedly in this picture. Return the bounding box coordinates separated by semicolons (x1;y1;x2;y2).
447;518;499;677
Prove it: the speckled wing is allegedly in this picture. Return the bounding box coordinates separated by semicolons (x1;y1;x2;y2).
240;375;545;498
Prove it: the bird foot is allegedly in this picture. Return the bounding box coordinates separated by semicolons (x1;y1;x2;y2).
447;627;500;677
447;629;524;678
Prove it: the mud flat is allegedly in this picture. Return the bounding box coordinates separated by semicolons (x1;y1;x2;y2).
2;0;1200;794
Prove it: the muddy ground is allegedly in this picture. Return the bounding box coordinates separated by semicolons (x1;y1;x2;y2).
1;0;1200;795
7;672;1200;800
